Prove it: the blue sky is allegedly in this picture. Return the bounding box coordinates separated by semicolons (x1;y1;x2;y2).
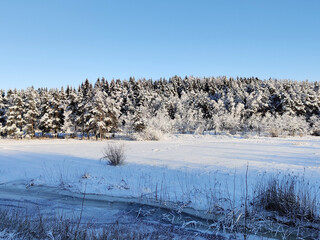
0;0;319;90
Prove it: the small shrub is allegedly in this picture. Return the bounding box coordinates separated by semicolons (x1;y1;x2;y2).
101;144;126;166
132;127;164;141
269;128;279;137
81;173;90;179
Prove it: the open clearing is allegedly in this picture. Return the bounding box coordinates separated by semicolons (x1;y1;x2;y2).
1;135;320;239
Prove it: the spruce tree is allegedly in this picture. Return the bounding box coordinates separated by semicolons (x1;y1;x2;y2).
89;87;109;140
39;89;53;136
23;87;40;138
0;90;7;134
3;90;25;138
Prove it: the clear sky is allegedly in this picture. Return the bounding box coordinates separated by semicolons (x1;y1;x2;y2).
0;0;319;90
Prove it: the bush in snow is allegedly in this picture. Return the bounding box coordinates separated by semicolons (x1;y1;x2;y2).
265;113;309;137
131;127;165;141
282;114;309;136
101;144;126;166
148;107;174;134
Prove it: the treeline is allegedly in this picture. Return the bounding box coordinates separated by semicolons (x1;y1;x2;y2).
0;76;319;139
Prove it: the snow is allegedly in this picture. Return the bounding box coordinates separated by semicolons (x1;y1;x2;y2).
2;134;320;239
1;135;320;215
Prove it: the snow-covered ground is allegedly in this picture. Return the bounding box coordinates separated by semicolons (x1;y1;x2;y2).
1;134;320;211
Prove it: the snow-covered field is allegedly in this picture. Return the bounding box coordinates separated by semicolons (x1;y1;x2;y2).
1;135;320;209
1;134;320;238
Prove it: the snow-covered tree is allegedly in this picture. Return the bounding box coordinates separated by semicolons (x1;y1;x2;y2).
88;87;109;140
0;76;319;138
310;115;320;136
39;90;53;136
64;87;79;136
49;90;64;136
62;108;74;137
3;90;25;138
0;90;7;133
23;87;40;138
76;79;93;138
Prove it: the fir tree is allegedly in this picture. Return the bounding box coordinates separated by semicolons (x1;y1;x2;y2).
3;90;25;138
0;90;7;133
39;89;53;136
88;87;109;140
23;87;40;138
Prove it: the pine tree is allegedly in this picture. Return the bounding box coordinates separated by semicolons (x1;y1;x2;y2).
0;90;7;133
62;108;74;137
76;79;93;138
63;87;78;137
88;87;109;140
49;89;64;136
3;90;25;138
23;87;40;138
39;89;53;136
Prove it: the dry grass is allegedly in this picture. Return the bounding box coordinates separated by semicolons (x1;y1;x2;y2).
254;174;318;222
0;208;216;240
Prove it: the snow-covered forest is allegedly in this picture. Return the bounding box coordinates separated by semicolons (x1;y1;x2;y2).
0;76;320;139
